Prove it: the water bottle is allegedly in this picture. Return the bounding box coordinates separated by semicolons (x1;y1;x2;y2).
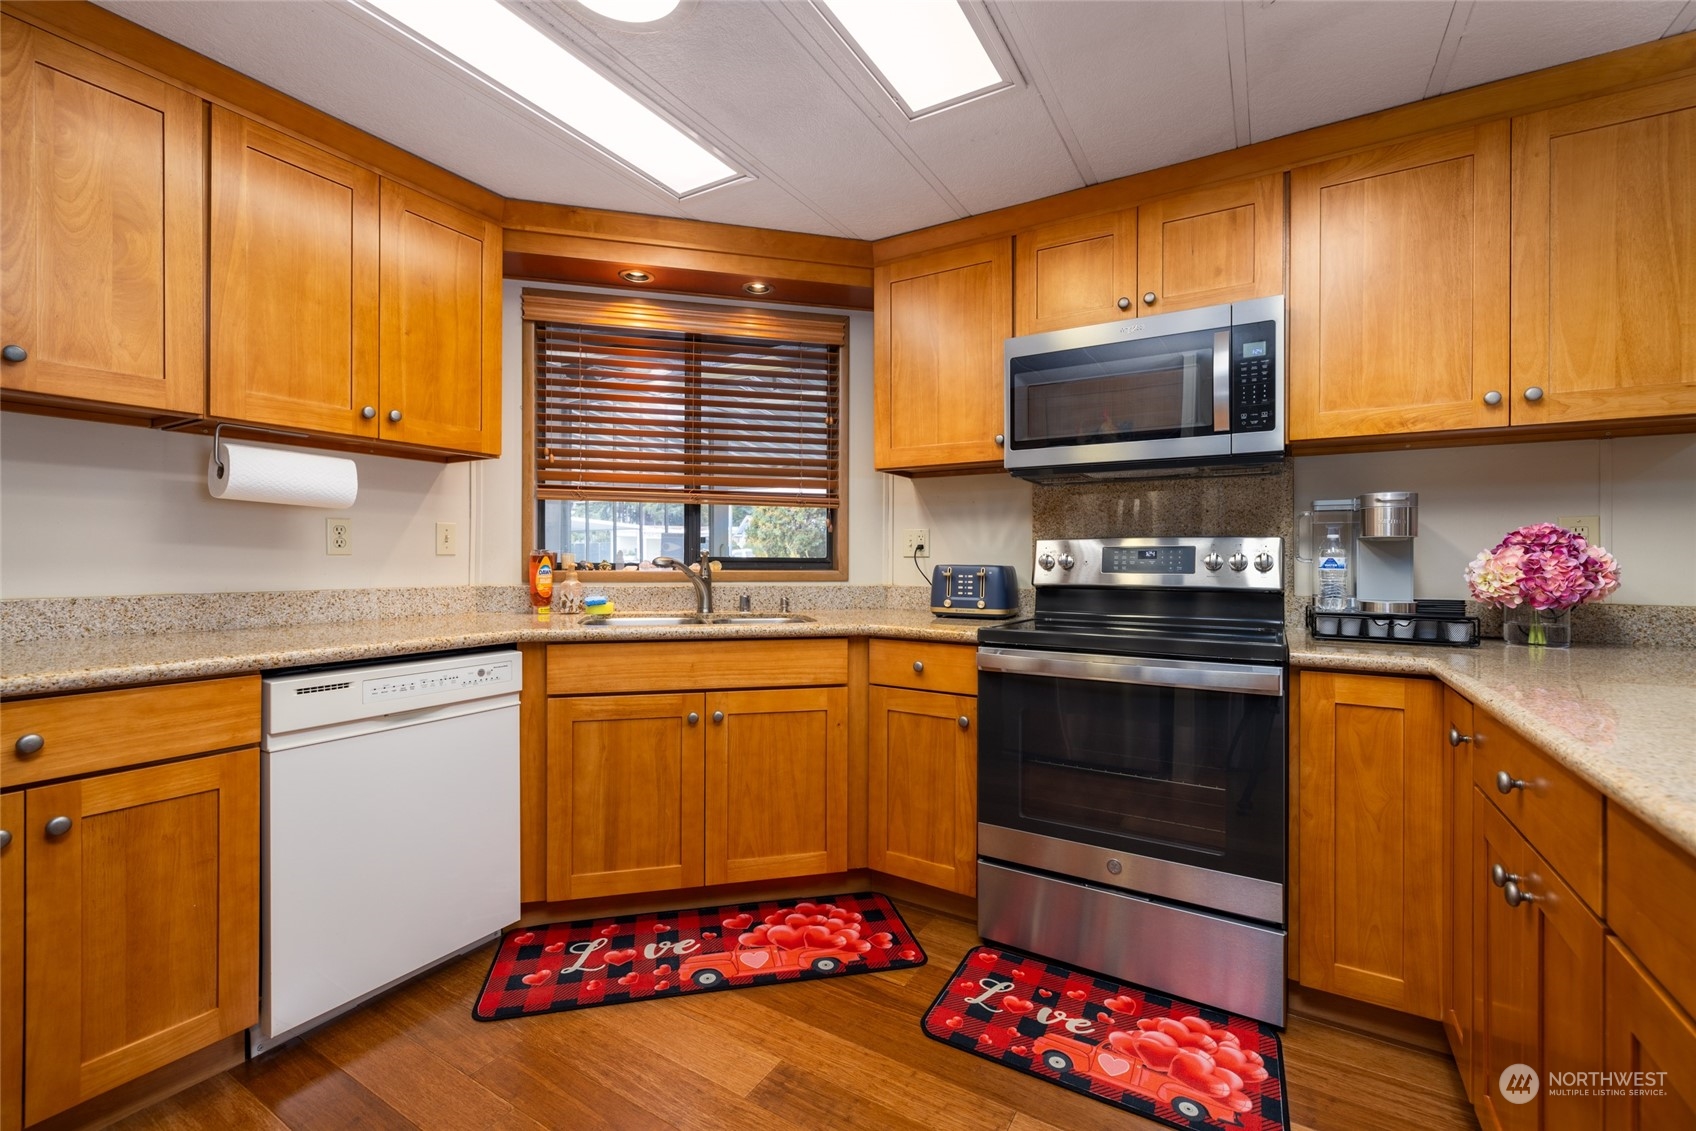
1317;525;1351;612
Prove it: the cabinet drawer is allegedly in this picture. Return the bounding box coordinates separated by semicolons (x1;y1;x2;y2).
1471;708;1602;912
1;676;259;787
547;639;848;695
1608;805;1696;1019
868;640;978;696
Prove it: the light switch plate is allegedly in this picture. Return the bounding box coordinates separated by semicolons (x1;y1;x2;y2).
435;522;457;556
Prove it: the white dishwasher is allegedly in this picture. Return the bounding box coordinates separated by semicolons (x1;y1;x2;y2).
253;649;521;1054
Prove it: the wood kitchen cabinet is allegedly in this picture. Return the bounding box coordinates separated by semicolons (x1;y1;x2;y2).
1443;687;1477;1099
1511;74;1696;427
1296;671;1447;1018
1288;123;1511;442
544;641;849;901
867;640;978;896
1604;938;1696;1129
0;676;259;1127
0;16;205;416
874;238;1012;473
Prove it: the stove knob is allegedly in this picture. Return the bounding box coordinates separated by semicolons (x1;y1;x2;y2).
1228;552;1248;572
1254;551;1275;573
1203;552;1224;572
1037;552;1056;571
1057;553;1075;571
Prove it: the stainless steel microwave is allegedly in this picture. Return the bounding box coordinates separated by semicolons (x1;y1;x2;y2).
1003;295;1284;480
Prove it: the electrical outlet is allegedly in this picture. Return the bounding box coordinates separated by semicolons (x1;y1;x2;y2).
1558;514;1602;544
904;528;930;558
326;518;352;556
435;521;457;556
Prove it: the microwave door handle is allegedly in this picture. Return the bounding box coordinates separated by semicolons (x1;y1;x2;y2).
1213;330;1231;432
976;647;1284;696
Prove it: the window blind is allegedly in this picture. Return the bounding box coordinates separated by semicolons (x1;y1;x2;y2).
527;293;845;509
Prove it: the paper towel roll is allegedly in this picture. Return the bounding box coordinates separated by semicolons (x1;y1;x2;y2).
207;441;359;508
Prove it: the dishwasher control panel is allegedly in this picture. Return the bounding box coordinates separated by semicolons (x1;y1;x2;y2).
364;658;514;704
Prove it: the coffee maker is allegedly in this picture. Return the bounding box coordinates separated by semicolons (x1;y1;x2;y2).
1299;491;1420;613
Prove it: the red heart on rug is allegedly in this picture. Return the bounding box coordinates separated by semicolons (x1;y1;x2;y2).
1064;989;1087;1001
851;940;872;953
653;964;673;977
1103;995;1138;1014
826;918;848;931
582;980;600;992
783;913;810;928
972;951;999;966
605;948;637;965
511;932;535;946
942;1014;963;1030
764;912;787;926
598;925;620;937
804;925;835;946
617;972;641;986
767;925;807;950
654;980;670;991
722;914;753;931
1011;968;1031;981
543;942;565;954
898;947;920;961
741;951;771;968
869;932;893;947
1179;1015;1213;1033
977;1031;1006;1049
1129;1032;1182;1072
1169;1050;1230;1098
650;923;671;933
1096;1052;1133;1077
1001;996;1034;1014
793;901;819;914
520;970;552;986
1106;1030;1141;1054
1011;1045;1029;1057
702;931;718;940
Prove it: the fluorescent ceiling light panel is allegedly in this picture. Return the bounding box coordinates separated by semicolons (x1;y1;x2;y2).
360;0;737;196
818;0;1009;117
577;0;681;22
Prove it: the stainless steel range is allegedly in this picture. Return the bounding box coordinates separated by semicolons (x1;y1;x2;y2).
975;536;1288;1025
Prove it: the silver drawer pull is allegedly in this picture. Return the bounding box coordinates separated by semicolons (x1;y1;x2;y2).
1496;770;1527;795
1490;863;1518;888
687;712;699;725
1503;880;1536;907
0;830;10;850
45;816;72;837
913;661;924;674
957;716;970;730
712;711;724;724
1448;726;1470;747
15;733;43;756
388;409;402;423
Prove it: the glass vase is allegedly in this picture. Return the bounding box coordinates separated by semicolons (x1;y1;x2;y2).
1503;604;1572;648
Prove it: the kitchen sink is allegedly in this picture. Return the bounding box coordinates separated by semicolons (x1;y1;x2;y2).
707;613;814;624
580;614;707;626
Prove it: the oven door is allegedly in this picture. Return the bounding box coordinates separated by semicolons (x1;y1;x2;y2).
977;646;1286;923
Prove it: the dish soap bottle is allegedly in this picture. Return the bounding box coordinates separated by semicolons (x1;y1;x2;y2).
1317;525;1351;612
558;554;585;614
528;550;555;611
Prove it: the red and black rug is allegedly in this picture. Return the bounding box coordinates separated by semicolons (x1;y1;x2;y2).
473;892;925;1021
922;946;1288;1131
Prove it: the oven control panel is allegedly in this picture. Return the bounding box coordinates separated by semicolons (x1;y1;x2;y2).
1033;537;1282;590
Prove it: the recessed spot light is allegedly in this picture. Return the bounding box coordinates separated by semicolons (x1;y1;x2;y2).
578;0;680;22
743;281;772;295
817;0;1011;118
619;269;654;283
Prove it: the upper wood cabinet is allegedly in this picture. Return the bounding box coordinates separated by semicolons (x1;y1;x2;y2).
1289;123;1511;442
209;107;380;438
0;16;205;415
1013;174;1284;336
1512;74;1696;426
874;238;1011;473
378;180;501;456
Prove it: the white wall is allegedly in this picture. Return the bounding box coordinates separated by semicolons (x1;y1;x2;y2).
884;473;1033;585
1292;435;1696;606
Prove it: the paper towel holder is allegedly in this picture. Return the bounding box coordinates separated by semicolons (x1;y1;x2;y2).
209;422;311;480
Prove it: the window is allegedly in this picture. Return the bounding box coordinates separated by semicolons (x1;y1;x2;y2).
525;291;847;575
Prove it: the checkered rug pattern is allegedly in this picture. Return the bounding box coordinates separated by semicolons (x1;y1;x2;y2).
474;892;926;1021
921;946;1288;1131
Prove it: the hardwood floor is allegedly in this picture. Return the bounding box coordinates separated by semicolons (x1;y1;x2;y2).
112;902;1476;1131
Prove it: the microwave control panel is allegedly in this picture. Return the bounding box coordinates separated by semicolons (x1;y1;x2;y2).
1231;321;1278;433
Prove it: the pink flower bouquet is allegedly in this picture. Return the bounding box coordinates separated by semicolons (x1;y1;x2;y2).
1465;523;1620;611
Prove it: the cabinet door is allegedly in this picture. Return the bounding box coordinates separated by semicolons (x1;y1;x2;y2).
546;693;704;901
1512;75;1696;425
1297;672;1445;1017
1444;688;1476;1098
1137;174;1284;315
868;686;976;895
378;180;501;455
1474;794;1603;1131
1605;938;1696;1130
2;793;21;1131
704;687;847;885
0;16;204;413
22;749;258;1126
209;107;379;436
874;238;1012;473
1013;211;1135;336
1289;123;1510;441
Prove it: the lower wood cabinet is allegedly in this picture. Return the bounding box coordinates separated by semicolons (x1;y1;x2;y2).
1296;671;1447;1018
1604;937;1696;1129
1443;687;1477;1099
868;685;977;895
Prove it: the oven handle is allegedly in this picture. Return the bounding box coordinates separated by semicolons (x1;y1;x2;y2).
976;647;1285;696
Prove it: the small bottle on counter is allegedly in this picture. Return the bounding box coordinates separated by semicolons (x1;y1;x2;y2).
528;550;555;611
558;553;585;614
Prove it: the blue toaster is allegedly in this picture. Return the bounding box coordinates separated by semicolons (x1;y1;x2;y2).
930;564;1019;617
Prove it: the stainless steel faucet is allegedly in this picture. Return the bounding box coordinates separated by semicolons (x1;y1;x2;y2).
652;551;716;614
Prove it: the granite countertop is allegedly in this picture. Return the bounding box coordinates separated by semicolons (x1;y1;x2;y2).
5;611;1693;857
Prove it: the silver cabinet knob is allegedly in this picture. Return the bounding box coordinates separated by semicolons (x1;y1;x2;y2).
1490;863;1518;887
1;344;27;363
15;733;43;756
1483;391;1502;406
1228;552;1248;572
1523;387;1544;403
388;409;402;423
1203;552;1223;572
1117;297;1131;311
362;406;376;420
0;830;10;850
1057;553;1075;571
1037;552;1056;571
1142;292;1157;306
712;710;724;724
687;712;699;725
1449;726;1472;748
1253;551;1274;573
912;661;924;673
993;434;1005;446
1496;770;1527;795
958;716;970;730
1503;879;1536;907
45;816;72;836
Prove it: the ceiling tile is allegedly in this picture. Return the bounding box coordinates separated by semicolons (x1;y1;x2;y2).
1440;1;1687;94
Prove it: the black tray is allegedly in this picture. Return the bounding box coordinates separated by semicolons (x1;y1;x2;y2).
1305;605;1480;647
